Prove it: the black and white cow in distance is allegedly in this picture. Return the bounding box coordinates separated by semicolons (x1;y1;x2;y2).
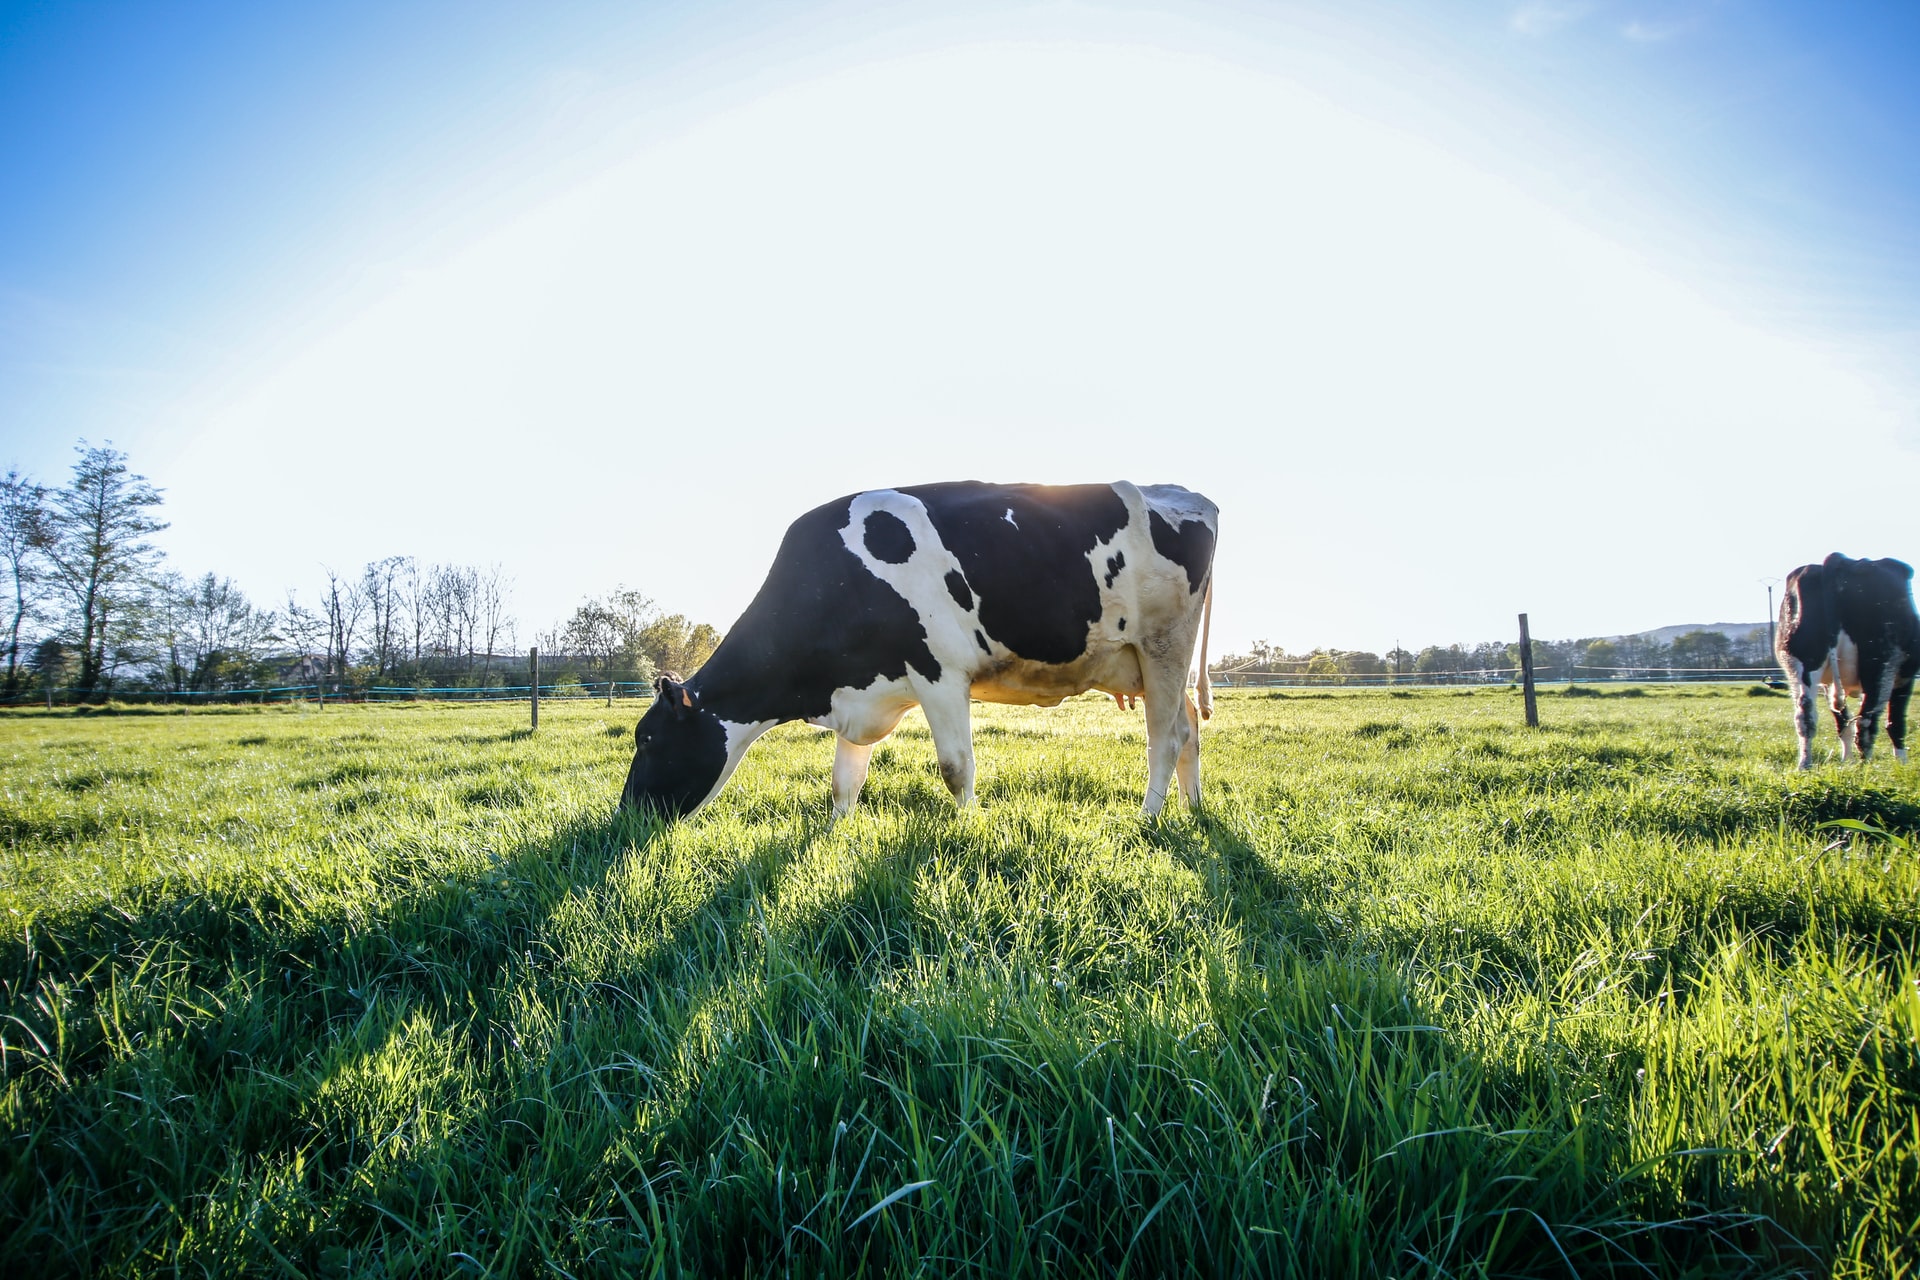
1776;553;1918;769
620;481;1218;820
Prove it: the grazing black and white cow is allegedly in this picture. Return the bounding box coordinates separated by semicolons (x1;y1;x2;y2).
621;481;1217;819
1775;553;1918;769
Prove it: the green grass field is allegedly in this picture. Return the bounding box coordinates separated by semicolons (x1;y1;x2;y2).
2;688;1916;1277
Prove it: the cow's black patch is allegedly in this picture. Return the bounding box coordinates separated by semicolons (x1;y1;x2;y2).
946;570;974;611
975;629;991;654
1118;617;1126;631
1104;552;1125;588
913;482;1129;665
1149;511;1216;594
689;497;941;725
864;510;916;564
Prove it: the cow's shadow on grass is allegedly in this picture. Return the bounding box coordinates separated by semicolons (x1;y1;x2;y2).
0;793;753;1267
2;800;653;1090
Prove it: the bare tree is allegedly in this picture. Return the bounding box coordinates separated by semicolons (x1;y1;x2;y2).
453;566;480;673
150;570;193;691
478;563;513;679
281;591;327;679
44;443;167;697
321;567;369;680
0;468;49;695
421;564;481;674
359;557;407;678
177;573;273;690
400;556;424;667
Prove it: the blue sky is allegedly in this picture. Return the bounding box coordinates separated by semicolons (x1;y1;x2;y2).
3;1;1916;651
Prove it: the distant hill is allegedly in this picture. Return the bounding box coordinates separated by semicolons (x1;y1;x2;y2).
1619;622;1770;645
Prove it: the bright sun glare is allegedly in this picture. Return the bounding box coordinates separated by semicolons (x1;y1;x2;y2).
168;40;1903;649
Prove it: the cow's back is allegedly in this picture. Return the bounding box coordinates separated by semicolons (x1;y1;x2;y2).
904;481;1135;666
1830;554;1920;655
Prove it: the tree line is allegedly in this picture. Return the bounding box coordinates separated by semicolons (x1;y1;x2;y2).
1213;626;1775;684
2;444;722;701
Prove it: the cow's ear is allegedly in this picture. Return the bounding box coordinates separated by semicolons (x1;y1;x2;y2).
655;674;698;715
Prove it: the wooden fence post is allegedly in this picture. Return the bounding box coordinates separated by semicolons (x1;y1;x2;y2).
530;647;540;731
1518;613;1539;728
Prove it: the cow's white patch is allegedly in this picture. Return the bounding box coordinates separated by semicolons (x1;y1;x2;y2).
697;717;778;810
1003;508;1018;528
807;671;917;745
1138;483;1215;527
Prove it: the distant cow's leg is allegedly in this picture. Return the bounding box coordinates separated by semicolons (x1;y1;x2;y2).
1888;666;1913;765
918;683;976;807
1827;666;1854;761
1141;659;1197;816
1787;658;1821;769
832;736;876;818
1173;692;1203;808
1853;657;1894;763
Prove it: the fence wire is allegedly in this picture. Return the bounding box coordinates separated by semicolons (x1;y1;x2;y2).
6;666;1792;706
3;681;659;706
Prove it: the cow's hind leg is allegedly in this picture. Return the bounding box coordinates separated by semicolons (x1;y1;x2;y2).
1141;659;1197;817
1173;692;1203;809
1787;658;1821;769
1853;657;1894;763
832;736;876;818
917;681;976;807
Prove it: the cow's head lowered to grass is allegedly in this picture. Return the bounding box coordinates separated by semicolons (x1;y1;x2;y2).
619;674;730;819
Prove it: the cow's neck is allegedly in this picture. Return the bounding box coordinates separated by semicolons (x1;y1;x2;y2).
685;643;785;802
687;637;776;722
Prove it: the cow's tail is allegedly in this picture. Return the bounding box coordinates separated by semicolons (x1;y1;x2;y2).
1196;573;1214;721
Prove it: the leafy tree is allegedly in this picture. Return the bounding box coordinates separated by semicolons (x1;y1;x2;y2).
26;638;74;700
0;468;49;696
1670;629;1732;671
560;599;624;686
636;613;721;677
1732;626;1772;667
1580;638;1621;675
44;444;167;697
1337;650;1386;677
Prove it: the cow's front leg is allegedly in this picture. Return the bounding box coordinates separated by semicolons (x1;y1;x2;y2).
832;736;875;818
917;683;976;807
